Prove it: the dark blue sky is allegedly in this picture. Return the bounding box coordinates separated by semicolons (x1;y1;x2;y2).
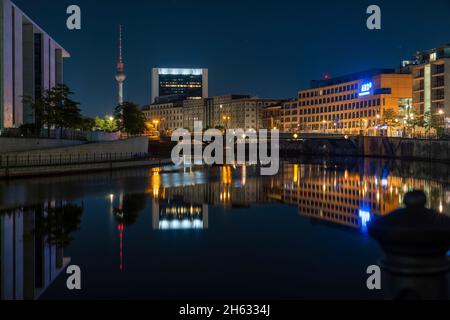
13;0;450;117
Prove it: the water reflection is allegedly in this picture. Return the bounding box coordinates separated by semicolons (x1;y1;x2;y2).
0;158;449;300
0;201;82;300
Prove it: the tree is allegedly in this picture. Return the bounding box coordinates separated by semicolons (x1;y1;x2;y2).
53;85;82;136
382;108;399;128
94;116;118;132
423;111;442;137
78;117;96;131
114;102;146;135
23;84;82;138
22;95;47;136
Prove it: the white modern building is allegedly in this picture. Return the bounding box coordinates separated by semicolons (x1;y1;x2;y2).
151;68;208;103
0;0;69;130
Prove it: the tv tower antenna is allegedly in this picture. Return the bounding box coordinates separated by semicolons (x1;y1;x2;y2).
115;25;126;105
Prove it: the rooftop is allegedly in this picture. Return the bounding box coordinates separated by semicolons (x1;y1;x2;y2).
309;69;397;89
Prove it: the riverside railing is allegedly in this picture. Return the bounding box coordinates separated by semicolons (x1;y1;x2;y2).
0;152;154;169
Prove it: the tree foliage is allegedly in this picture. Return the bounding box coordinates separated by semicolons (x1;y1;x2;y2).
94;116;118;132
114;102;146;135
23;84;82;137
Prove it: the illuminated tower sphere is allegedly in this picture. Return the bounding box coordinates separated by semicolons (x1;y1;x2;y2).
115;25;126;105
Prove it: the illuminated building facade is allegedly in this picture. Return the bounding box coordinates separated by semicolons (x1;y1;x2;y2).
406;44;450;131
0;0;69;129
151;68;208;103
210;95;250;129
230;98;283;130
142;99;183;133
280;99;298;132
291;69;412;136
263;103;282;130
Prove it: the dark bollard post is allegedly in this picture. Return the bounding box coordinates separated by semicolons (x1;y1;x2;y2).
368;190;450;300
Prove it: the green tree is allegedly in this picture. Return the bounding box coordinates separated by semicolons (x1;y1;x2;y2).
94;116;118;132
114;102;146;135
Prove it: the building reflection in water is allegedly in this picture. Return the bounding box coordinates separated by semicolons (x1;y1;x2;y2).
0;201;82;300
1;159;448;300
148;161;448;232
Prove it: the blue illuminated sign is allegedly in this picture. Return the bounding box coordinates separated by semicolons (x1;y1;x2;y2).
358;208;372;229
359;81;373;97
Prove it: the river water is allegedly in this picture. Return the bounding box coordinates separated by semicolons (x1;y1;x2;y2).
1;157;449;300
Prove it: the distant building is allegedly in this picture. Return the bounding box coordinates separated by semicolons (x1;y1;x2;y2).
280;99;298;132
0;0;69;129
405;44;450;131
295;69;412;136
263;103;283;130
210;95;250;129
151;68;208;103
230;98;283;130
143;94;283;133
183;98;208;131
142;98;183;133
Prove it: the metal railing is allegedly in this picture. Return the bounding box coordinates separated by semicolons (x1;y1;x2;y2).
0;152;154;169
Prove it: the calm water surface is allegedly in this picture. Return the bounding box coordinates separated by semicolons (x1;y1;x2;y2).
1;158;449;300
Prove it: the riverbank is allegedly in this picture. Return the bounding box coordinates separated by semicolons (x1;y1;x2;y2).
280;136;450;163
0;158;173;179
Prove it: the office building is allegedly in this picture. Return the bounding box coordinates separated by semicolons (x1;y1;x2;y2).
293;69;412;136
0;0;69;129
151;68;208;103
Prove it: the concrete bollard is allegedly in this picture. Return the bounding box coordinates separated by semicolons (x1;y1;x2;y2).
368;190;450;300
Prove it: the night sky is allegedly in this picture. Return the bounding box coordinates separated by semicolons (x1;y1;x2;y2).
12;0;450;117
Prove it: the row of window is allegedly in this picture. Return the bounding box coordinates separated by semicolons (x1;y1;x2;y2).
283;99;382;117
300;93;367;106
300;83;359;99
283;109;379;123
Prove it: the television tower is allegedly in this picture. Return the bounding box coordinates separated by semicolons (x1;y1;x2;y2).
115;25;126;105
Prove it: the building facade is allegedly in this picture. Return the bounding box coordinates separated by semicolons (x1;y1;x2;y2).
151;68;208;104
263;103;282;130
280;99;298;132
292;69;412;136
407;44;450;131
183;98;207;131
230;98;283;130
0;0;69;130
209;95;250;129
142;100;183;134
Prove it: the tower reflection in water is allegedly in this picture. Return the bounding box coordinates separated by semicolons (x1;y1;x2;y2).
0;201;82;300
